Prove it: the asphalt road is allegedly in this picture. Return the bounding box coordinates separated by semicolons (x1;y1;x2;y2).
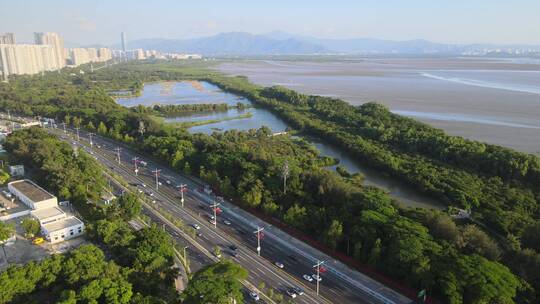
51;126;411;304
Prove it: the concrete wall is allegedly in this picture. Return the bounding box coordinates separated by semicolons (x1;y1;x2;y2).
0;209;30;221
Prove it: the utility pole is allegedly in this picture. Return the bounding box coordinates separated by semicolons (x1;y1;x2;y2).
281;160;289;194
177;183;187;207
152;169;161;190
88;132;94;147
253;226;264;256
75;127;80;141
132;157;140;176
114;147;122;164
210;201;220;229
313;260;325;296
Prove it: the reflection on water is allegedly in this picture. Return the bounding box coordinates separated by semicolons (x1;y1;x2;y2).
187;108;289;134
309;137;444;210
117;81;443;209
116;81;246;107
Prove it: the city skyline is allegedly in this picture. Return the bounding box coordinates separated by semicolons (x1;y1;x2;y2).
1;0;539;46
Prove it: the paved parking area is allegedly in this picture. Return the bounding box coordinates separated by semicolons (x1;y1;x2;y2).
0;216;87;270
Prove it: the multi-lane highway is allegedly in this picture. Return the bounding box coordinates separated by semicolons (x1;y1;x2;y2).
50;126;411;304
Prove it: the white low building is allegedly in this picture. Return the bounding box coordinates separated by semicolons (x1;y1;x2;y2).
8;179;58;209
9;179;85;243
41;216;84;243
31;206;66;225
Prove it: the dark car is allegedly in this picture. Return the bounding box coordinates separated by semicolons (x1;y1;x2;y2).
229;245;238;251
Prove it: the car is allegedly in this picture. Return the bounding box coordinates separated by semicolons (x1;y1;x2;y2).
196;232;202;237
302;274;314;282
32;237;44;245
229;245;238;251
292;287;305;295
223;219;231;225
158;181;162;186
191;224;201;230
137;189;143;193
274;261;284;269
230;251;239;257
149;192;154;197
311;274;322;282
209;215;215;220
286;289;297;298
166;180;171;185
209;219;216;225
249;292;260;301
141;183;147;188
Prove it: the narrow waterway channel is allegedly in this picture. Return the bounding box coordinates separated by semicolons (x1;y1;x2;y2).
115;81;444;209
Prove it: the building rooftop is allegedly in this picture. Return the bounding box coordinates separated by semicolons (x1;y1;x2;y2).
31;206;65;221
9;180;55;202
42;216;83;233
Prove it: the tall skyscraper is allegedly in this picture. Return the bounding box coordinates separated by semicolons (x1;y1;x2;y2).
121;32;127;53
0;33;15;44
34;32;66;68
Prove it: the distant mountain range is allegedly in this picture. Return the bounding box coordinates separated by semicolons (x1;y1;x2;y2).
122;31;540;56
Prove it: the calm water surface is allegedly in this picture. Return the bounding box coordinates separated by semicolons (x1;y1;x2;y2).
218;58;540;153
117;81;443;209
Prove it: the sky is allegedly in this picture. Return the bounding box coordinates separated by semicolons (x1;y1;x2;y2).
1;0;539;46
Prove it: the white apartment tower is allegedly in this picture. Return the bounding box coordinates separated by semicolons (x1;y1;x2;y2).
34;32;66;68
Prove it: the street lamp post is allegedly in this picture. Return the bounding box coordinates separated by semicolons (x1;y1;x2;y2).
62;122;67;134
253;226;264;256
210;201;220;229
75;127;80;141
152;169;161;190
313;260;325;296
114;147;122;164
89;132;94;148
178;183;187;207
132;157;139;176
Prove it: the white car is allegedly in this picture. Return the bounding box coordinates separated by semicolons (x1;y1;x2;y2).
286;289;297;298
166;180;171;185
191;224;201;230
249;292;260;301
141;183;147;188
223;220;231;225
274;262;284;269
302;274;313;282
209;219;217;225
311;274;322;282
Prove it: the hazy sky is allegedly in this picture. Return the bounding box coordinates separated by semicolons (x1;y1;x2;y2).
1;0;539;46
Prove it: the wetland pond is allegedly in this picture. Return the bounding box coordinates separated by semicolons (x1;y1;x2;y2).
116;81;443;209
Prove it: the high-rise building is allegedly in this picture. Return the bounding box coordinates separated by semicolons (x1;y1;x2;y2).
98;48;112;62
68;47;113;65
0;33;15;44
34;32;66;68
121;32;127;53
0;44;59;79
